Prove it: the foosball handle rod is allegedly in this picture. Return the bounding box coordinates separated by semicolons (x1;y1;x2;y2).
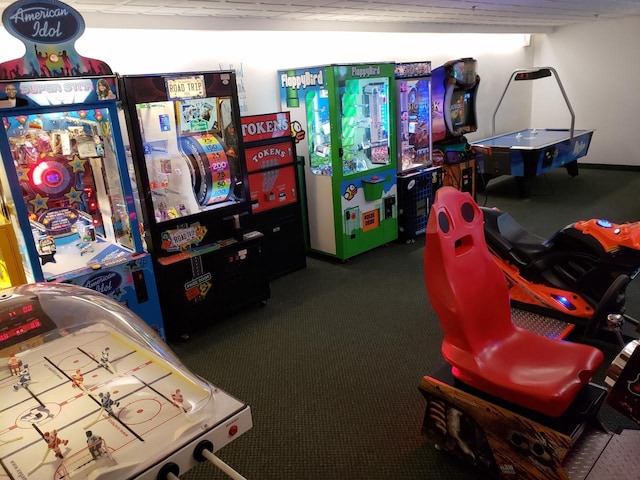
194;440;247;480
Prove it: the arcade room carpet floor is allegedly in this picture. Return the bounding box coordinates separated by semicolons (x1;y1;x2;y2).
168;166;640;479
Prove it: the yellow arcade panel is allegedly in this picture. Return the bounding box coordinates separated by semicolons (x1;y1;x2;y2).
0;215;27;289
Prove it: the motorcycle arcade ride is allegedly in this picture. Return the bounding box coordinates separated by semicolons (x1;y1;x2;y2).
481;205;640;346
420;186;640;480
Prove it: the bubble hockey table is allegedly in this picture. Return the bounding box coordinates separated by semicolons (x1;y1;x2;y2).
0;283;250;480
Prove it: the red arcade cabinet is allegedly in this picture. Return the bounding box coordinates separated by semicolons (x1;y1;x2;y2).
241;111;306;279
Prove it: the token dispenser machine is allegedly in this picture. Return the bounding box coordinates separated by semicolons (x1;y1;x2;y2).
118;71;270;341
0;0;164;337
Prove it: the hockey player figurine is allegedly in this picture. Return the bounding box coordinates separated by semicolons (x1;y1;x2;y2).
99;347;113;372
71;369;85;390
8;353;22;375
98;391;120;416
43;430;68;459
86;430;105;460
13;364;31;391
171;388;189;413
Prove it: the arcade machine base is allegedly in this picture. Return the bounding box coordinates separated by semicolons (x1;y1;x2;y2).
397;166;442;243
420;313;640;480
419;366;613;480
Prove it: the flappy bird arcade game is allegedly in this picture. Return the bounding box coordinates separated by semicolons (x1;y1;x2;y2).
278;63;398;261
0;0;165;337
118;71;270;341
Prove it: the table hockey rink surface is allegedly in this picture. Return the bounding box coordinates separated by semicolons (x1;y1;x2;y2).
0;328;249;480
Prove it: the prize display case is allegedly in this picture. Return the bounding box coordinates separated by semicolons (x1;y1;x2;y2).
394;61;442;243
119;71;270;340
278;63;398;261
0;282;251;480
0;0;164;337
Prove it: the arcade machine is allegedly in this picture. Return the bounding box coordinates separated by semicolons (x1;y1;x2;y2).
471;67;594;197
431;58;480;198
0;282;251;480
240;111;307;280
0;0;165;338
420;186;640;480
118;71;270;341
0;210;27;289
278;63;398;261
394;61;442;243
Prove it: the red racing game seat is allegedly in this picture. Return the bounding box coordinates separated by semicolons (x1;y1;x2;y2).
424;186;604;417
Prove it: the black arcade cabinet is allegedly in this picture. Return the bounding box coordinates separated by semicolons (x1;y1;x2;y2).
431;58;480;198
119;72;270;341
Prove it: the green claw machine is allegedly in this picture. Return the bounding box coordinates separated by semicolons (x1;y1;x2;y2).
278;63;398;261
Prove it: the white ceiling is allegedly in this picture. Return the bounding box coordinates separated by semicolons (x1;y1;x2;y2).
2;0;640;33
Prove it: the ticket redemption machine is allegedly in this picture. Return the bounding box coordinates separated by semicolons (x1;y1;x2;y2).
431;58;480;198
118;71;270;341
394;61;442;243
0;0;164;337
278;63;398;261
0;282;252;480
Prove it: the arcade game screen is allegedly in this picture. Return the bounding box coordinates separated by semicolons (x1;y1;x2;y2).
449;90;473;130
3;109;134;278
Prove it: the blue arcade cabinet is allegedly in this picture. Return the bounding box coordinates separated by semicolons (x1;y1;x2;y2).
0;0;165;338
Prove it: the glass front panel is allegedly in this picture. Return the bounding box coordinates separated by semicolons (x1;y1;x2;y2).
340;77;391;176
3;108;133;278
305;88;332;176
398;78;432;173
135;95;240;224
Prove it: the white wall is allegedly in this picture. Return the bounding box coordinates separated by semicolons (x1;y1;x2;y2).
532;16;640;166
0;28;533;142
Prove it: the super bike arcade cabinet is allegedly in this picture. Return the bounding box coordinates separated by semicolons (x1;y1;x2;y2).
118;71;270;341
0;0;165;337
431;58;480;198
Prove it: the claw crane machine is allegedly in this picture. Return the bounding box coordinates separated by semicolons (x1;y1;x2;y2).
394;61;442;243
0;0;165;337
278;63;398;261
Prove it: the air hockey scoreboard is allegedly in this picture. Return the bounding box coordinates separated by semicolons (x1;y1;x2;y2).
0;283;251;480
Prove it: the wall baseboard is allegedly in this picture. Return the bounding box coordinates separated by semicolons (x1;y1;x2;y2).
580;163;640;172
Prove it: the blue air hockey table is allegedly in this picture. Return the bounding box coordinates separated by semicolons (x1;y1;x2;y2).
471;67;594;196
472;127;594;195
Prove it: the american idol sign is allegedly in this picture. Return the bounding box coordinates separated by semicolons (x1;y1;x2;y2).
2;0;85;45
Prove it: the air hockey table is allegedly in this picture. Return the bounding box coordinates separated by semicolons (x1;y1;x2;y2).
0;283;251;480
471;67;594;196
472;128;594;196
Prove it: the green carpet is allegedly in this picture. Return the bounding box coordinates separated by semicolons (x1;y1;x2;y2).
170;166;640;479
